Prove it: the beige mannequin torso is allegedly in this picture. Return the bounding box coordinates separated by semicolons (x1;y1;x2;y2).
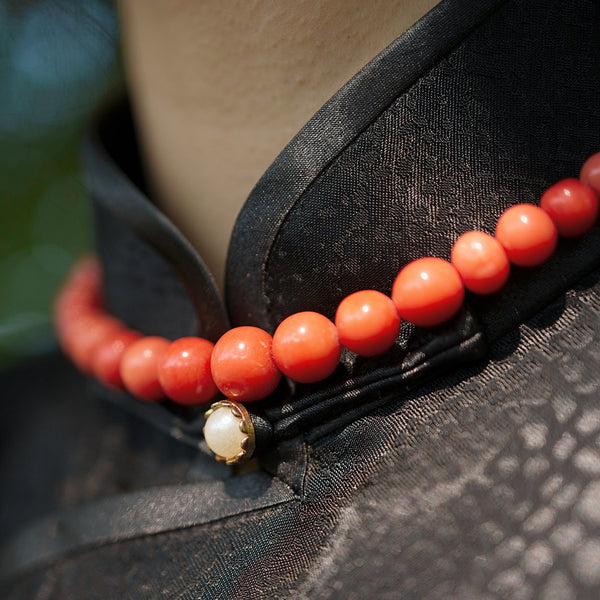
118;0;439;290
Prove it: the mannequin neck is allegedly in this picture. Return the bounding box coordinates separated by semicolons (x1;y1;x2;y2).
117;0;439;290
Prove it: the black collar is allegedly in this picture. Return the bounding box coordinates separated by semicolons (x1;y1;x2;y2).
83;0;600;451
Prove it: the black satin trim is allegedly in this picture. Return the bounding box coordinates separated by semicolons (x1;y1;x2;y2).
262;306;487;444
227;0;507;329
90;380;274;455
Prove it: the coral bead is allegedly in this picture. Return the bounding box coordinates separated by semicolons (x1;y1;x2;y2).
540;178;598;237
391;257;464;327
581;152;600;197
61;313;124;373
120;336;170;401
451;231;510;294
495;204;558;267
158;337;218;405
91;329;142;388
272;312;341;383
335;290;400;356
55;292;100;335
54;261;104;333
57;257;103;312
210;327;281;402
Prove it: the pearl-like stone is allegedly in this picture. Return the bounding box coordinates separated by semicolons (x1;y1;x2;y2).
204;403;253;462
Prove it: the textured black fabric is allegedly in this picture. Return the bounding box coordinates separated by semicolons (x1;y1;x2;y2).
2;0;600;597
227;0;508;328
0;356;205;540
83;0;600;455
85;116;492;450
1;471;297;579
4;270;600;598
231;0;600;338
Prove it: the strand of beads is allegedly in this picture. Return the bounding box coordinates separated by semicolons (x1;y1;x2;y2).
55;152;600;407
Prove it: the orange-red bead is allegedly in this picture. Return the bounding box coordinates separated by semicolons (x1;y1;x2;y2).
540;178;598;238
158;337;218;405
272;311;341;383
210;326;281;402
60;256;102;309
451;231;510;294
61;313;124;373
581;152;600;197
495;204;558;267
91;329;142;388
335;290;400;356
120;336;170;401
54;258;104;334
391;257;464;327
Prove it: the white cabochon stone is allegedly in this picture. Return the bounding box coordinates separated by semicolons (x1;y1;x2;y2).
204;405;246;460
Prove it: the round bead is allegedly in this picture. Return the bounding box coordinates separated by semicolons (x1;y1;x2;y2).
61;313;124;373
60;257;102;307
210;327;281;402
391;257;464;327
272;311;341;383
55;293;99;336
54;261;105;349
91;329;142;388
495;204;558;267
55;257;102;315
158;337;218;405
55;280;101;325
540;178;598;238
203;401;255;464
120;336;170;401
581;152;600;197
335;290;400;356
451;231;510;294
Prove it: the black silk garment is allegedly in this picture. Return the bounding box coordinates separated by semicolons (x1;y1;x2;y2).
2;0;600;597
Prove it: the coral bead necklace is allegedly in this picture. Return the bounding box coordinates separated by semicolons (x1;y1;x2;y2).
55;152;600;463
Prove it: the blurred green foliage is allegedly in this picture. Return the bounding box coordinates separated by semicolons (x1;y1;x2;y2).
0;0;121;365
